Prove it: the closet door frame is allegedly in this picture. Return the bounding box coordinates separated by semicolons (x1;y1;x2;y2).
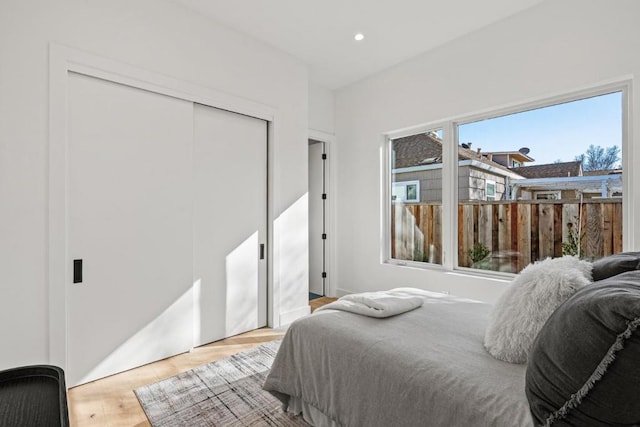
48;44;278;373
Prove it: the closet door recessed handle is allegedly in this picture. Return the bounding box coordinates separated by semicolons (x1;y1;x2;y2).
73;259;83;284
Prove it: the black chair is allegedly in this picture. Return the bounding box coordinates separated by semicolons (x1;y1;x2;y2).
0;365;69;427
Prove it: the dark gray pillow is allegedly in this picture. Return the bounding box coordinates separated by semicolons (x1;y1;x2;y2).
525;271;640;426
591;251;640;282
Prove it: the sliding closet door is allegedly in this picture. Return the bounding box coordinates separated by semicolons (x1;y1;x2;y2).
193;104;267;347
67;72;194;386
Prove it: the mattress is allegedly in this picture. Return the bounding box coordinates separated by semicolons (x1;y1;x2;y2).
263;288;534;427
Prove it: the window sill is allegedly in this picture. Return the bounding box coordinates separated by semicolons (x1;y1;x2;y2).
384;258;514;282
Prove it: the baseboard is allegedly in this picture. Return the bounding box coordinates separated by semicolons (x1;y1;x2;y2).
279;305;311;326
336;288;354;297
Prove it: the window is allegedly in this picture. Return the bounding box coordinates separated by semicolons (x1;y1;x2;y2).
392;181;420;202
389;130;443;265
534;191;561;200
386;85;627;275
457;91;623;273
486;180;496;201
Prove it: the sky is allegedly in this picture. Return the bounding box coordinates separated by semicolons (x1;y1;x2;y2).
457;91;622;166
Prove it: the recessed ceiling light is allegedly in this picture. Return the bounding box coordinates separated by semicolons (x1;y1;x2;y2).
354;33;364;41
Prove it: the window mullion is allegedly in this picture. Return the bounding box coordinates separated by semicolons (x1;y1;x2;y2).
621;83;633;252
441;121;457;271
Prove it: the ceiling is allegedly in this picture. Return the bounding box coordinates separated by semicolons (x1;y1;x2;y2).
168;0;545;90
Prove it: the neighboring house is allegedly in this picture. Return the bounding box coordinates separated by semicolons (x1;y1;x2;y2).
391;132;524;202
394;136;623;202
510;161;584;199
510;161;583;179
509;161;622;200
584;168;623;176
481;148;535;168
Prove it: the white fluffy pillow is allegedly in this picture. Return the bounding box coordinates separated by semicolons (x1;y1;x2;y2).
484;256;593;363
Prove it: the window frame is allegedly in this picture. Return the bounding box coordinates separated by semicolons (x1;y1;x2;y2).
384;125;448;270
383;80;632;277
485;180;496;201
392;180;420;203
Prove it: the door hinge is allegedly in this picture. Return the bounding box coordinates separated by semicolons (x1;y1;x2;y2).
259;243;265;260
322;153;327;160
322;193;327;200
322;272;327;278
322;233;327;240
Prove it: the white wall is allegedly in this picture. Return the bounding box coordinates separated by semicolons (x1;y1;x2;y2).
0;0;309;370
334;0;640;302
309;82;336;135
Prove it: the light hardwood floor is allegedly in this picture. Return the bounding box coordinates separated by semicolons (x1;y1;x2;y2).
68;297;336;426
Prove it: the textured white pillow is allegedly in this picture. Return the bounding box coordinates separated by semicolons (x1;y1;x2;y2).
484;256;593;364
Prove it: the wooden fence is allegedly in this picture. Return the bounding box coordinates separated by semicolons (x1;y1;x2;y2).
391;199;623;273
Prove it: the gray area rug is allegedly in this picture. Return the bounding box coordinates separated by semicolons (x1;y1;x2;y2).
135;340;308;426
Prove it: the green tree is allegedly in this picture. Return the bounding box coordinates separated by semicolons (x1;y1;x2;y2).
575;144;620;171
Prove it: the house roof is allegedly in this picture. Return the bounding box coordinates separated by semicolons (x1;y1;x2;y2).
392;132;513;174
392;132;444;168
509;161;582;179
482;150;535;163
583;169;622;176
511;174;623;194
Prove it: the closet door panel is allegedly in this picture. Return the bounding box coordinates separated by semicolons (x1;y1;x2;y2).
193;104;267;346
67;72;194;386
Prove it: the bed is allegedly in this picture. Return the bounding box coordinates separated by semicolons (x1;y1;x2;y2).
263;288;534;427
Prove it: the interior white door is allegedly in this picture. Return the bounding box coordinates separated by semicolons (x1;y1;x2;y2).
193;103;267;347
67;72;194;387
308;141;325;296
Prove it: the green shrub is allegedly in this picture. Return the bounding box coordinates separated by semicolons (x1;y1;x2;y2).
468;243;491;264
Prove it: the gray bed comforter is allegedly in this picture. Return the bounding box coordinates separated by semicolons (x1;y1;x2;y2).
263;288;534;427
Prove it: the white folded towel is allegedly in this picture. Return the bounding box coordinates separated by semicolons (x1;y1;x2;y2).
316;290;424;318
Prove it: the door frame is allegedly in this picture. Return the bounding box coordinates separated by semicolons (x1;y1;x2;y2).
308;129;337;297
308;139;326;297
49;44;278;373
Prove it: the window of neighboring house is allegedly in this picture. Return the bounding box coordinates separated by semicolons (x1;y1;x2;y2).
512;160;521;168
392;181;420;202
534;191;561;200
385;85;627;276
389;129;443;265
486;180;496;201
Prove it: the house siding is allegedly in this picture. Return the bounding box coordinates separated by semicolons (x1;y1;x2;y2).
459;166;507;201
396;165;509;202
394;169;443;202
